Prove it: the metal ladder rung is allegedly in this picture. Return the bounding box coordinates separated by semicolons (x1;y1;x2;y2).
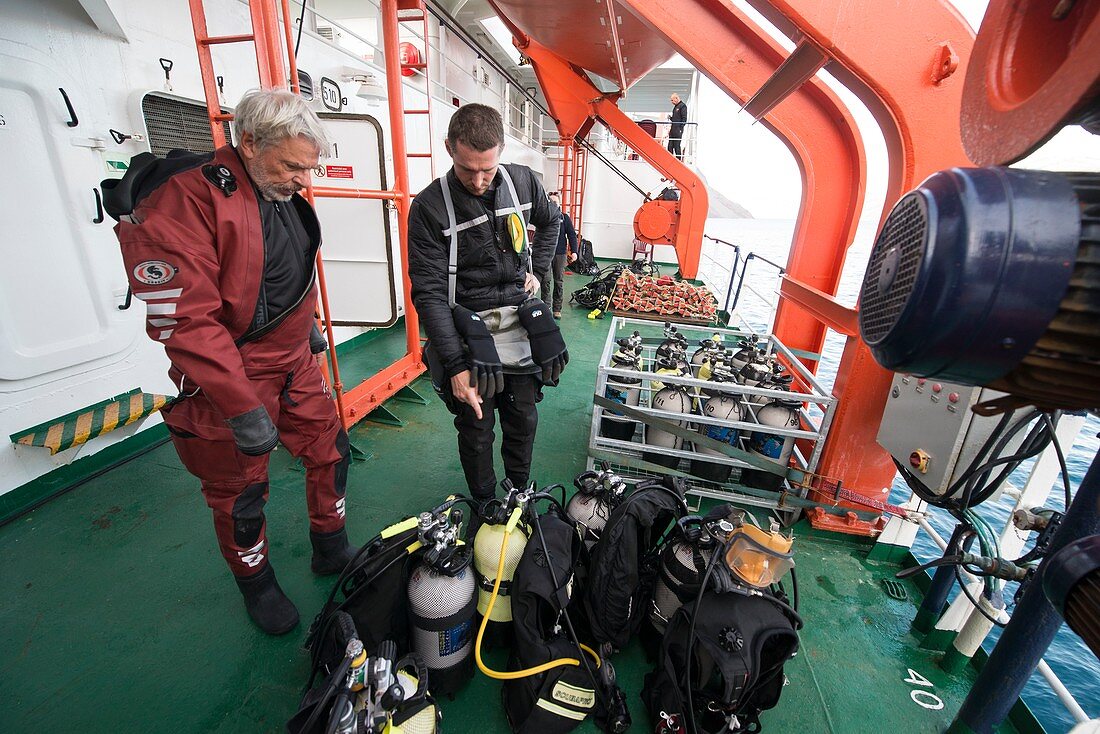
402;62;428;70
406;153;433;158
199;33;255;45
404;109;430;114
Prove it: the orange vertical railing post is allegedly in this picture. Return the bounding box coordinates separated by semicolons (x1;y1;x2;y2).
382;0;422;362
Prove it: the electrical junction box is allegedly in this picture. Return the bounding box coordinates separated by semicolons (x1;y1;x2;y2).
877;374;1025;499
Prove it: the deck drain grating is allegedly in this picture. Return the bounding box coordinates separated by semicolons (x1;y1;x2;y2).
882;578;908;601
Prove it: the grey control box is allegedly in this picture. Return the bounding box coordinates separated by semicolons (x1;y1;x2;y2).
877;375;1020;498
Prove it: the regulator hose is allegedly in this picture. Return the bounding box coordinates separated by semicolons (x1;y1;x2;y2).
474;507;601;680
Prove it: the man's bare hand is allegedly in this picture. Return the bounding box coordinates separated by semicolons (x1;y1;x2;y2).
451;370;484;420
568;252;578;263
524;271;539;296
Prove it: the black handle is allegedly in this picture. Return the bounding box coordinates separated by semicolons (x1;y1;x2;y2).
92;188;104;224
109;129;131;145
159;57;173;81
118;287;132;311
59;88;78;127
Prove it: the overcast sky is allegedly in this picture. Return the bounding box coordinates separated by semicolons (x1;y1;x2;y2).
693;0;1100;219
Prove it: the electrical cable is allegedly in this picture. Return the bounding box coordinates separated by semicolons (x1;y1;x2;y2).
955;566;1007;628
1042;412;1073;509
895;555;966;580
293;0;308;57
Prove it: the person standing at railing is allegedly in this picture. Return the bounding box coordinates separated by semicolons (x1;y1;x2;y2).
542;191;577;319
668;93;688;160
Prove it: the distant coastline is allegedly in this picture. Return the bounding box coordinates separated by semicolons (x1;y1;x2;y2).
706;186;754;218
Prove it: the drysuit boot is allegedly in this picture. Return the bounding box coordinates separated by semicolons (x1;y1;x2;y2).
310;527;358;576
235;564;299;635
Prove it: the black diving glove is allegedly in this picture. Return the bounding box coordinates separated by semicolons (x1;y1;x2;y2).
518;298;569;386
309;322;328;354
452;305;505;399
226;406;280;456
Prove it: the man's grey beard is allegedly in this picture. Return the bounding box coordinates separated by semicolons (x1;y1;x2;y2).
258;184;295;202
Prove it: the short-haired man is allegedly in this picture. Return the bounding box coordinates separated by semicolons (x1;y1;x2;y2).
409;104;564;507
668;93;688;160
103;90;355;635
543;192;578;318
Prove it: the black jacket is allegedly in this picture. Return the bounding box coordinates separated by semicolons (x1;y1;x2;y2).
670;100;688;133
409;164;560;378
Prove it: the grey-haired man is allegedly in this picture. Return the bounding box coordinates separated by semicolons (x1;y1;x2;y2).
104;89;355;635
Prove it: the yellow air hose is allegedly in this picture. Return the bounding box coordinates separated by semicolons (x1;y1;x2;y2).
475;507;601;679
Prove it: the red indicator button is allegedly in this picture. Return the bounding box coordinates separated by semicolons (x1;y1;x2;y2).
948;392;960;403
932;383;942;393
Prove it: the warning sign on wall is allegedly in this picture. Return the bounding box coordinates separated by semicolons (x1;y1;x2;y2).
325;165;354;179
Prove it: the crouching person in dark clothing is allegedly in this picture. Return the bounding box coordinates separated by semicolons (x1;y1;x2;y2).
408;104;566;507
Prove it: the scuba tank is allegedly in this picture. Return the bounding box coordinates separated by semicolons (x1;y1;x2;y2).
566;461;629;547
472;482;532;641
407;506;478;696
600;331;643;441
689;333;723;378
688;362;743;484
649;516;721;634
741;397;801;491
738;351;772;388
644;355;694;469
654;322;688;366
749;366;794;405
728;336;760;373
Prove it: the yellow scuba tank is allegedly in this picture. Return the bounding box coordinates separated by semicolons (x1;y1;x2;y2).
473;482;531;629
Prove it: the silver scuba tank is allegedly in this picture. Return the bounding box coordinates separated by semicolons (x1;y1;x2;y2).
728;337;759;373
472;484;531;636
407;509;477;695
741;397;801;491
739;353;771;388
566;461;628;547
649;517;717;633
689;364;743;484
749;369;794;405
653;322;688;370
601;332;643;441
644;357;694;469
690;334;723;378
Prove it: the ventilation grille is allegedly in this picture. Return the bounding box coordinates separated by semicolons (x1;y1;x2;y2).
297;70;314;100
859;194;928;344
141;93;232;157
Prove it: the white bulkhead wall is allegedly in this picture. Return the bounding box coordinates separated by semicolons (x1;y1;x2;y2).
0;0;551;500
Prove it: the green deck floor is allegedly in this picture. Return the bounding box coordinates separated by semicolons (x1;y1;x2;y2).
1;272;1029;733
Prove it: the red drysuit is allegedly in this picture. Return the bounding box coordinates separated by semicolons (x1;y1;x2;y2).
115;145;348;577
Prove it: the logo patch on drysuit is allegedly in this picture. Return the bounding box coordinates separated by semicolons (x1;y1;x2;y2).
133;260;177;285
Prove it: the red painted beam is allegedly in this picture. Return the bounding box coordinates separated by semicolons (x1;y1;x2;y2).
341;352;426;423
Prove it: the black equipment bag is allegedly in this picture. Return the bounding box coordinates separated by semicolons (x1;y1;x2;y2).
570;238;599;276
503;511;598;733
642;590;799;733
304;523;421;681
583;477;688;651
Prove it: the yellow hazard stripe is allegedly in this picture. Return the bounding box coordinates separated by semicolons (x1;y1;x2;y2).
102;401;121;434
44;423;65;454
74;411;94;447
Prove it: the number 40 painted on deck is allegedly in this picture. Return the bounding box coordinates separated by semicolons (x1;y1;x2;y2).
905;669;945;710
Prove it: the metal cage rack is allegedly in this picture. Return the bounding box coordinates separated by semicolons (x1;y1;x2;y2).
587;317;837;512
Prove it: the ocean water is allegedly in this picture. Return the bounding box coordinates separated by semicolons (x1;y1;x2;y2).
698;217;1100;733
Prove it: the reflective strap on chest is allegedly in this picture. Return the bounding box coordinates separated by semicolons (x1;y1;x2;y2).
438;166;529;309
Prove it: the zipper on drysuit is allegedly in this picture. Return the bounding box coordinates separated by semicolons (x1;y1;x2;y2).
235;199;320;347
